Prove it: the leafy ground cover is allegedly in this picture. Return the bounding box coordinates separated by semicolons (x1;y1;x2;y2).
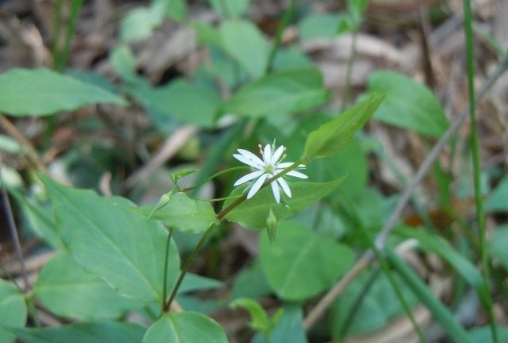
0;0;508;342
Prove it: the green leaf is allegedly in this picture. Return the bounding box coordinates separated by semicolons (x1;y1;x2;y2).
396;228;491;307
367;71;449;137
178;273;222;294
485;176;508;212
230;298;269;332
8;187;64;249
299;14;347;41
330;269;417;336
120;2;165;42
489;225;508;269
252;305;307;343
139;192;218;233
6;321;145;343
387;249;474;343
259;221;354;301
231;262;272;299
0;279;26;343
222;68;330;118
0;68;126;116
224;178;345;230
219;19;269;78
110;44;144;85
136;80;221;128
302;94;384;161
40;175;180;304
469;325;508;343
34;253;141;320
209;0;250;17
161;0;187;22
142;312;228;343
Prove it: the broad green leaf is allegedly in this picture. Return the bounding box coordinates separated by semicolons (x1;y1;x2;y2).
0;279;26;343
120;2;165;42
34;253;140;320
367;71;449;137
142;312;228;343
299;14;347;41
489;225;508;269
40;175;180;304
136;80;221;128
219;19;269;78
159;0;187;22
209;0;251;17
224;178;345;229
0;68;126;116
252;305;307;343
272;48;312;71
231;262;272;299
485;176;508;212
222;68;330;118
9;187;64;249
259;221;354;301
396;228;491;307
230;298;269;332
302;94;384;161
139;192;218;233
178;273;222;294
7;321;145;343
110;44;145;85
330;269;417;337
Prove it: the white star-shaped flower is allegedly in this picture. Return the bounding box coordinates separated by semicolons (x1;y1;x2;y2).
233;143;308;203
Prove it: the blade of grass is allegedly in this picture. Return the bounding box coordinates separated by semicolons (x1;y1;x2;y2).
462;0;498;342
386;248;473;343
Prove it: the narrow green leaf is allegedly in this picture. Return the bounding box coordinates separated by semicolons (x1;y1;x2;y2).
34;253;140;320
396;228;491;307
219;19;269;78
387;248;474;343
260;221;354;301
225;178;345;230
40;175;180;304
230;298;270;332
139;192;218;233
222;68;330;118
0;279;26;343
367;71;449;137
142;312;228;343
302;94;384;161
6;321;145;343
0;68;126;116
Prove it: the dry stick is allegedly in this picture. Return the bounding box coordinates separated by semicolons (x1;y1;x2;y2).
303;52;508;330
0;114;47;173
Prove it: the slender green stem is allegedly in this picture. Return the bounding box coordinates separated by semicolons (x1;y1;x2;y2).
56;0;84;71
164;225;215;312
161;227;173;312
51;0;63;64
340;30;358;111
265;0;297;74
462;0;498;341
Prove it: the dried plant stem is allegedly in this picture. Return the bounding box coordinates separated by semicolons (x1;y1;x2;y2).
0;114;47;172
304;51;508;330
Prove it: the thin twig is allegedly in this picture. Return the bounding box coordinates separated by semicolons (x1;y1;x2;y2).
303;51;508;329
0;163;31;292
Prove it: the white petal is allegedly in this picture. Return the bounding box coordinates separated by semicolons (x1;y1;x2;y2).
234;170;264;186
277;178;292;197
270;181;281;203
236;149;264;167
286;170;308;179
277;162;293;169
263;144;272;165
234;153;263;169
271;145;285;165
247;174;267;199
